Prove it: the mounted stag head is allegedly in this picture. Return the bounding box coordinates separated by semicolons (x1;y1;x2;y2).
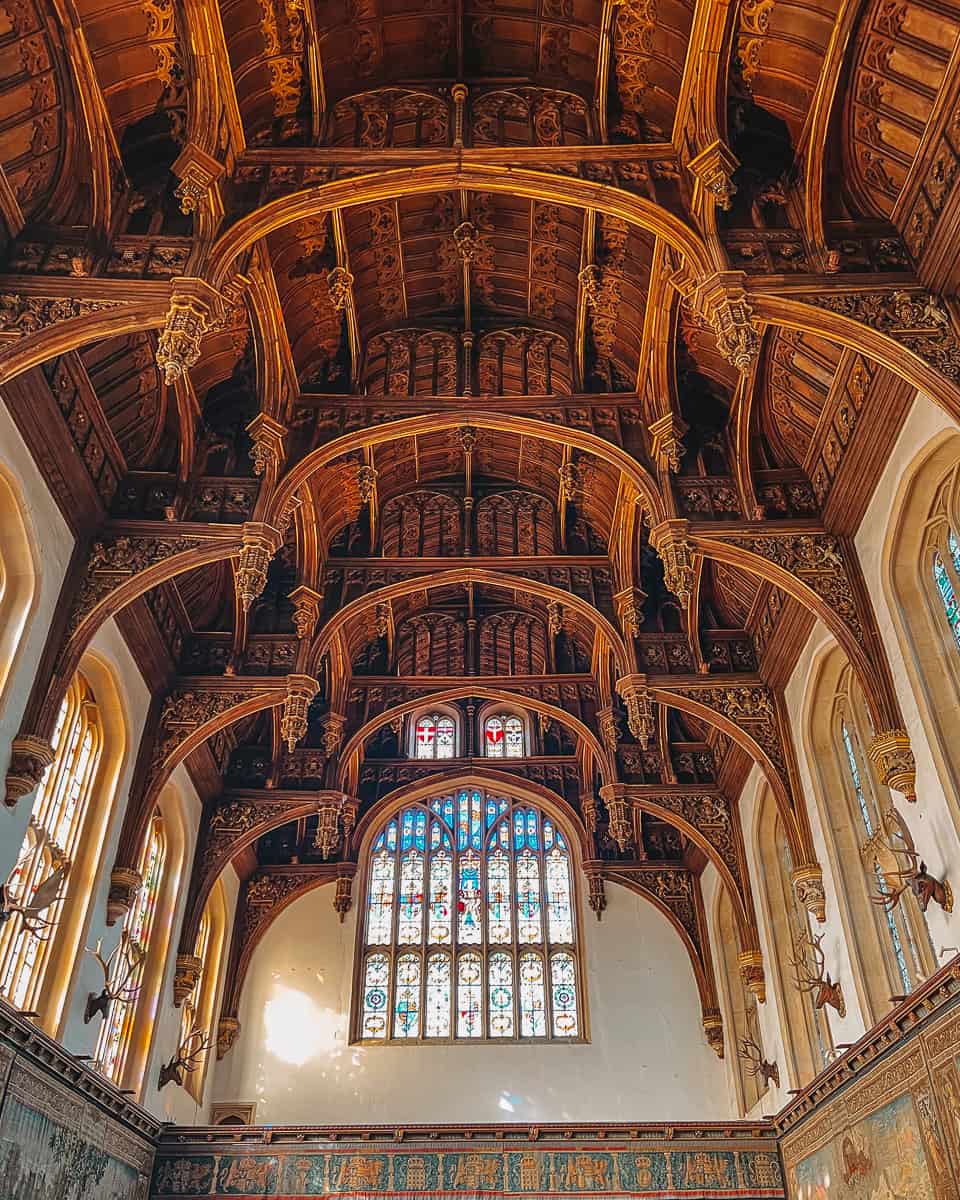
158;1028;211;1089
0;831;69;940
84;931;145;1023
789;931;845;1017
862;807;953;914
737;1034;780;1088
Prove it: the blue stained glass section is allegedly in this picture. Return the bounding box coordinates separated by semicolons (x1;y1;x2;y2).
543;819;554;850
401;808;416;851
557;829;567;849
471;791;482;848
513;810;525;850
934;548;960;651
486;798;499;829
526;810;539;849
374;831;385;851
415;809;427;850
950;529;960;574
430;821;441;850
385;821;398;852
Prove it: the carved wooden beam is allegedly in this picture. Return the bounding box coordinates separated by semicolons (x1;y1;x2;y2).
234;143;678;170
601;783;765;1000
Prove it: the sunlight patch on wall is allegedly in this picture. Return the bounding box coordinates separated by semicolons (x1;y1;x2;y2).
264;985;339;1066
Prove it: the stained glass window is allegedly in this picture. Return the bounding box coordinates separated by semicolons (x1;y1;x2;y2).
94;812;166;1083
933;533;960;650
357;791;581;1041
841;720;914;996
0;674;103;1012
483;714;525;758
414;714;457;759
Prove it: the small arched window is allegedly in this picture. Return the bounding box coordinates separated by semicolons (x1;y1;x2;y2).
0;674;103;1011
483;713;525;758
355;790;583;1042
413;713;457;760
94;812;166;1083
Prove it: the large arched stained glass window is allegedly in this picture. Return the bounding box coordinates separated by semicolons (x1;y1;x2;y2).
483;714;525;758
414;713;456;760
356;790;582;1042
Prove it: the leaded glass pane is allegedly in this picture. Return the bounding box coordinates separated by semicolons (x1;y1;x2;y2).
361;954;389;1038
551;951;579;1037
504;716;524;758
545;848;573;944
415;717;437;759
519;952;547;1037
516;849;542;944
457;952;483;1037
484;717;505;757
428;849;452;944
436;717;456;759
393;953;421;1037
487;849;512;944
425;953;451;1037
488;951;515;1037
934;549;960;650
458;849;482;943
397;851;424;945
366;852;396;944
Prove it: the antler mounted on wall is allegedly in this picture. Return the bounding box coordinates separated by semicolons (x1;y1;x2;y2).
737;1034;780;1088
84;931;145;1023
0;829;69;941
158;1027;211;1089
862;807;953;914
789;930;846;1016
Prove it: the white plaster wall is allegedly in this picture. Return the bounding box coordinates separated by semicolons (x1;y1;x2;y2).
855;391;960;955
212;878;733;1125
0;397;74;882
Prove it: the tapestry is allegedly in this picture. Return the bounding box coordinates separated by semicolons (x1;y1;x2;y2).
151;1141;786;1198
780;1004;960;1200
0;1056;155;1200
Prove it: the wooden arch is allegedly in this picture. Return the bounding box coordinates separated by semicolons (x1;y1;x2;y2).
687;528;901;734
206;163;715;285
269;410;662;530
307;566;633;680
649;683;815;869
616;788;760;960
115;686;287;870
337;684;612;792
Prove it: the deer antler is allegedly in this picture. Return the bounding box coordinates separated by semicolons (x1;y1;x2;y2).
789;930;845;1016
0;834;70;940
737;1034;780;1088
83;931;145;1023
158;1027;211;1089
